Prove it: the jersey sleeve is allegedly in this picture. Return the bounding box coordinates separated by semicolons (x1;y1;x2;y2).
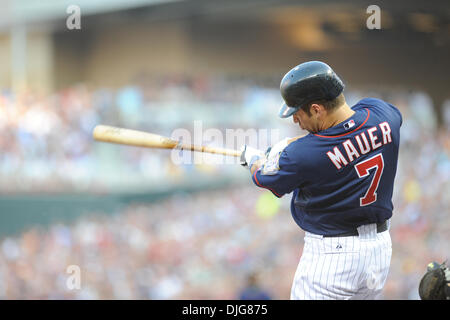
388;103;403;126
251;148;302;198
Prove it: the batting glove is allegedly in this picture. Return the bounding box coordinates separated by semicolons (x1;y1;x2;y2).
266;137;292;160
240;145;265;169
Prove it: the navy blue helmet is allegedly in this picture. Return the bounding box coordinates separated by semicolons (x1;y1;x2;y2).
279;61;345;118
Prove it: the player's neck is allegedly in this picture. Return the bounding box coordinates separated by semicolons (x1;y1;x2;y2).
325;103;355;129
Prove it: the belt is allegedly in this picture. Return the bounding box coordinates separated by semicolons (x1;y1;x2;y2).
323;221;388;238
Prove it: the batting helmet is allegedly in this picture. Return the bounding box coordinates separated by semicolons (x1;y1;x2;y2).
279;61;345;118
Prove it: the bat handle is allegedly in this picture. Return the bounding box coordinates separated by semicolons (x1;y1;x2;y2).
179;143;241;158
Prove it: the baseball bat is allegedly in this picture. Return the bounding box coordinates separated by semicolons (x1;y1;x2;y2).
92;125;241;157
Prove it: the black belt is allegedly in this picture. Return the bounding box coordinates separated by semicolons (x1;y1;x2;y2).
323;221;388;238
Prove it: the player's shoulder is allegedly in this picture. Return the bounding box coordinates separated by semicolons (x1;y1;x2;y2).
354;97;403;125
280;133;323;171
353;97;389;109
283;133;313;158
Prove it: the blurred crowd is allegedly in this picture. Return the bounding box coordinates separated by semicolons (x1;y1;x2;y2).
378;92;450;299
0;76;449;299
0;188;297;299
0;76;284;192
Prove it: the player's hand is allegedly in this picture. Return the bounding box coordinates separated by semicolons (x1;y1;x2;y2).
240;145;265;169
266;137;292;160
265;136;305;160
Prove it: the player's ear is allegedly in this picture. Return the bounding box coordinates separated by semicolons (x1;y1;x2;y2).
310;103;322;117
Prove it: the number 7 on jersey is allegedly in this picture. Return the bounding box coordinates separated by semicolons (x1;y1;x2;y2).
355;153;384;206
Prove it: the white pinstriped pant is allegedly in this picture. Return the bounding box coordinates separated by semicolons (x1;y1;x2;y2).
291;223;392;300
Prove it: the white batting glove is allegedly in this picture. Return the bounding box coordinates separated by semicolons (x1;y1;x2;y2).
240;145;265;169
266;137;292;160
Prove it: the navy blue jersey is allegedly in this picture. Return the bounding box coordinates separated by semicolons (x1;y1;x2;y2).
252;98;402;236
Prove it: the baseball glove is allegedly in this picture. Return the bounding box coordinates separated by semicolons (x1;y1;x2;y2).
418;261;450;300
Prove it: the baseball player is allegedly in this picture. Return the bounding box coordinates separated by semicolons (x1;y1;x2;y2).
240;61;402;300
